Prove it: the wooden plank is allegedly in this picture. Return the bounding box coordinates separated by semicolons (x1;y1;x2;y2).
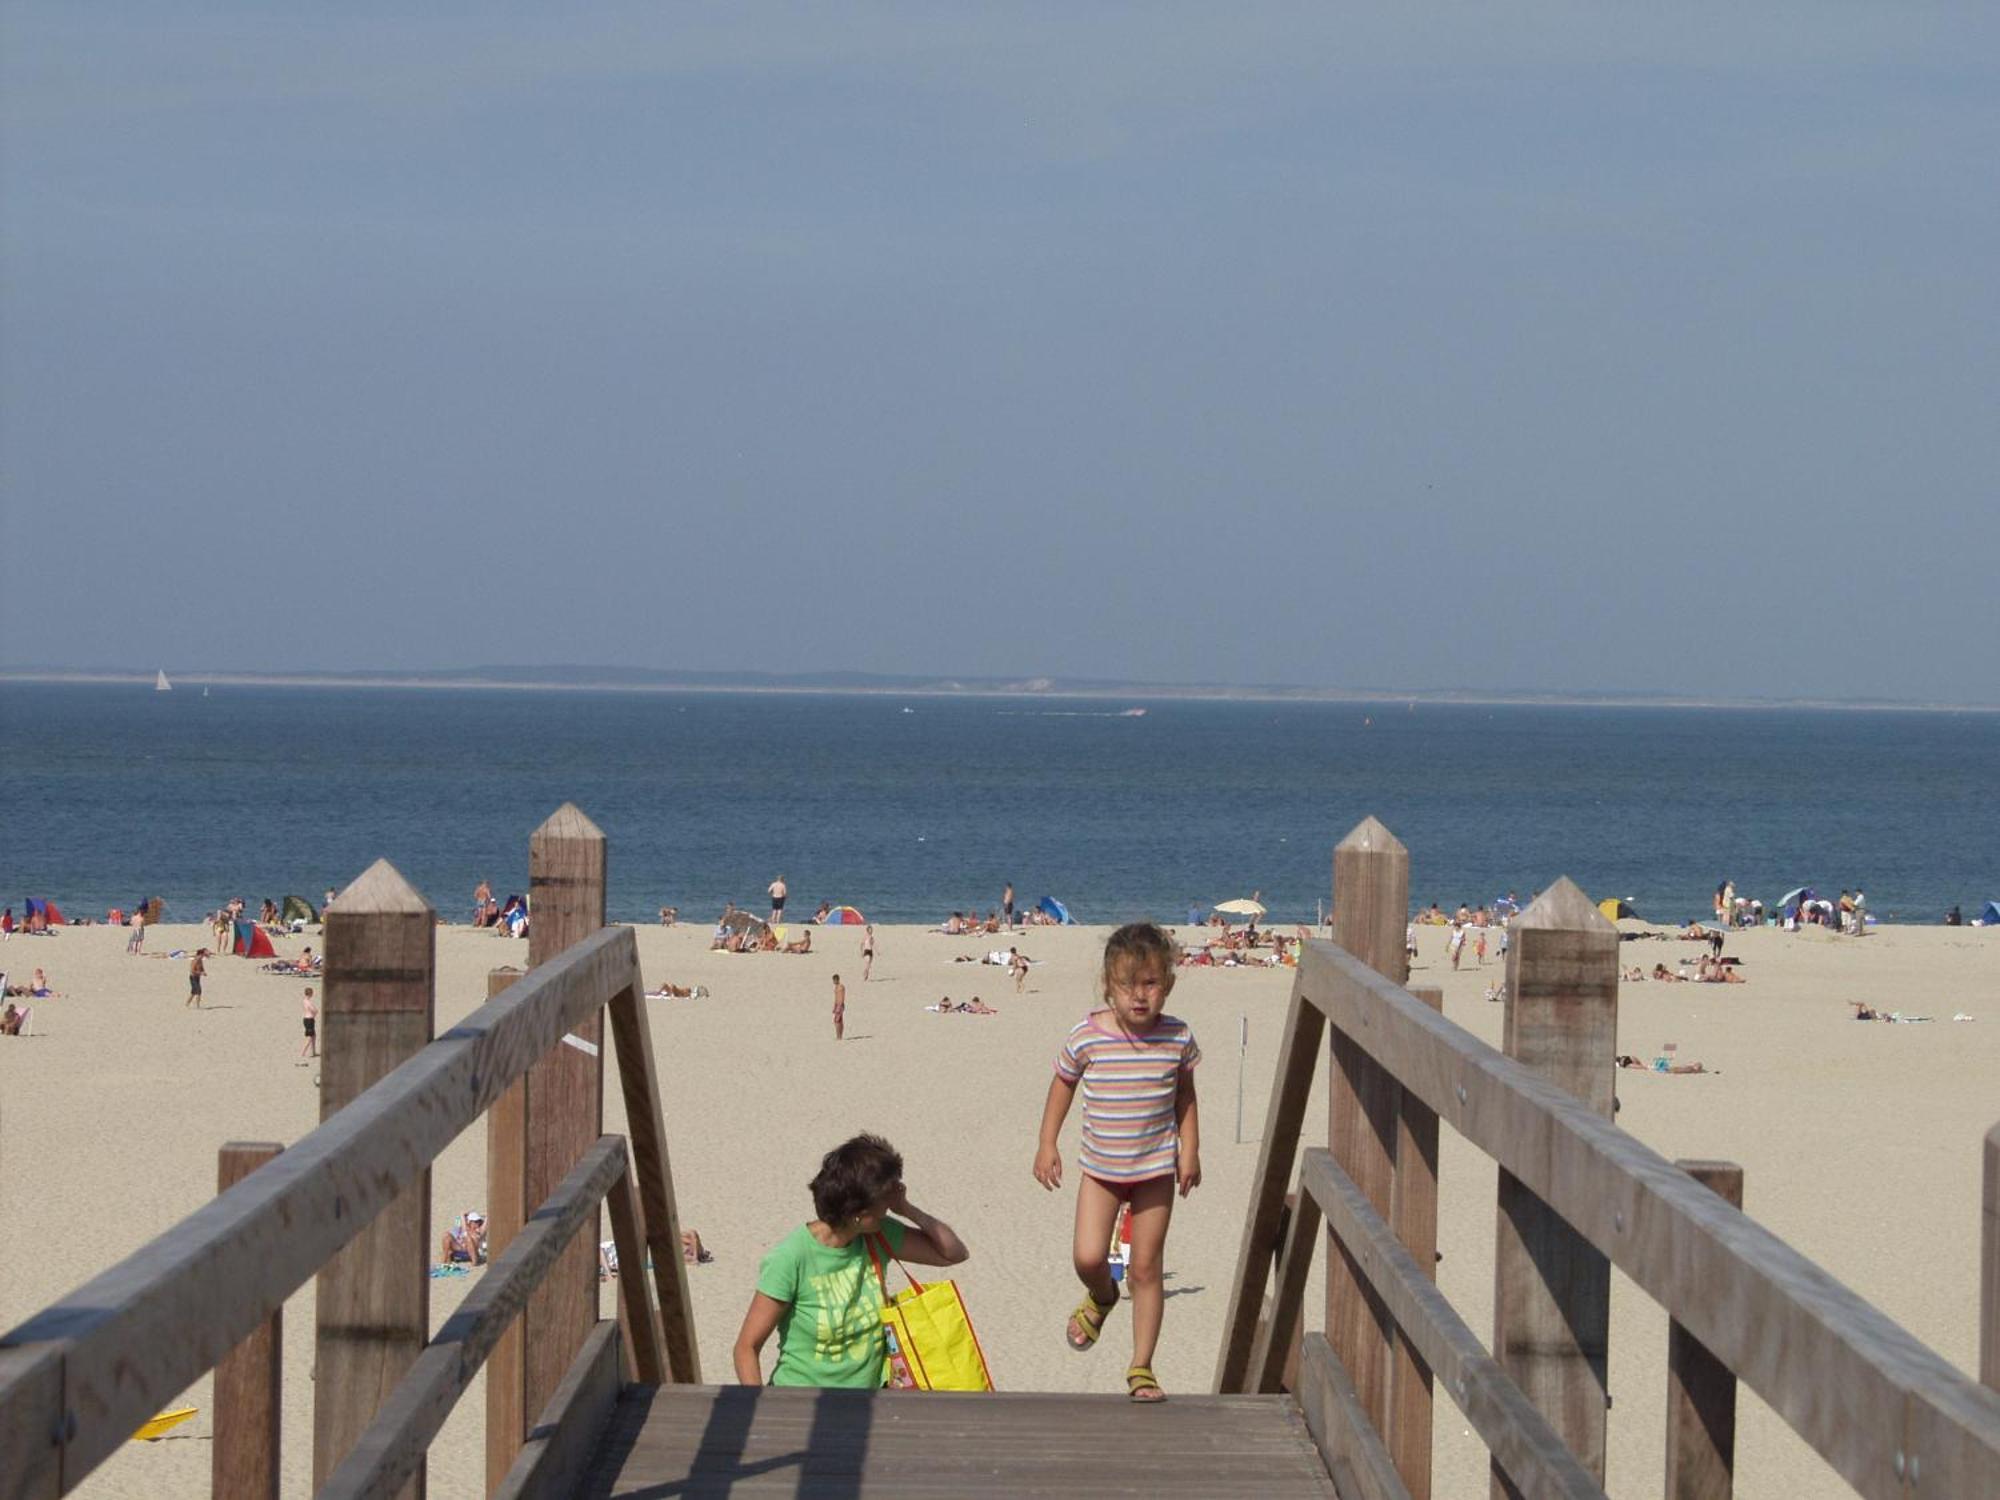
1326;817;1409;1443
1303;1149;1604;1499
605;978;702;1382
1297;1334;1414;1500
1667;1161;1743;1500
579;1387;1338;1497
522;805;607;1437
1215;982;1325;1393
603;1151;665;1385
494;1321;623;1500
212;1142;283;1500
1491;877;1617;1498
1985;1123;1999;1392
319;1137;629;1500
482;966;527;1498
0;924;638;1496
0;1346;61;1500
1250;1182;1324;1394
315;860;435;1498
1293;937;2000;1500
1388;984;1442;1500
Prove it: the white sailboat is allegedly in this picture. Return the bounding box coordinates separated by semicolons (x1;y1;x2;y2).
155;670;172;692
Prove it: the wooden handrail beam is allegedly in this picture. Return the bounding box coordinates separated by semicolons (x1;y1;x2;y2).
318;1135;632;1500
1295;938;2000;1499
1298;1333;1414;1500
1301;1147;1604;1499
0;924;639;1494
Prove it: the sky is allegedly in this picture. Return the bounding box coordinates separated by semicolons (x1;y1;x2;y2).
4;4;1997;701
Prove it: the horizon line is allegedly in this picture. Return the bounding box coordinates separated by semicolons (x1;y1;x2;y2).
2;666;1995;714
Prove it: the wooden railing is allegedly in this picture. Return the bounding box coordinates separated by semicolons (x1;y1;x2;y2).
1217;817;2000;1500
0;805;699;1500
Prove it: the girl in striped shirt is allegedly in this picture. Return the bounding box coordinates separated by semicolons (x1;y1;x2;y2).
1034;922;1201;1402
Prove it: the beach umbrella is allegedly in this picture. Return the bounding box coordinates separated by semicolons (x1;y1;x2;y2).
281;894;317;924
1776;886;1815;913
718;909;768;937
826;905;867;925
1038;895;1074;925
1213;899;1267;919
1597;897;1639;922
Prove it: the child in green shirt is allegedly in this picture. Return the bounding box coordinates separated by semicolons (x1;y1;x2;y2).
733;1133;969;1386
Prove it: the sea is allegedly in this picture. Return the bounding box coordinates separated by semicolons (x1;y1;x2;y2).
0;683;1993;929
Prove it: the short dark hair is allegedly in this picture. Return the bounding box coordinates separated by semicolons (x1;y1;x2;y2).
810;1133;903;1226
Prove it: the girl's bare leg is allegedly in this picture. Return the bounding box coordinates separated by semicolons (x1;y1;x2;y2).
1123;1175;1177;1372
1069;1173;1122;1323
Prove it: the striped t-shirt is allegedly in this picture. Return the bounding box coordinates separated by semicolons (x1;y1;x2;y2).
1055;1011;1201;1183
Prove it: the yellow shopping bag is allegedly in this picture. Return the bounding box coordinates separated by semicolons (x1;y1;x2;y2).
866;1235;995;1391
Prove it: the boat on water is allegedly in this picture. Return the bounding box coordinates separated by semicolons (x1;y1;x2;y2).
1119;707;1147;717
155;670;172;692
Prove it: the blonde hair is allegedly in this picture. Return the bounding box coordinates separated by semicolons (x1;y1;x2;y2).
1100;922;1178;1000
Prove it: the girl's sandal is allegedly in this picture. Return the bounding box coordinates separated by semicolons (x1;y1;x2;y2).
1126;1365;1167;1403
1065;1293;1117;1351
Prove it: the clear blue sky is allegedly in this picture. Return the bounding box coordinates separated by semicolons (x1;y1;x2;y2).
5;5;1996;700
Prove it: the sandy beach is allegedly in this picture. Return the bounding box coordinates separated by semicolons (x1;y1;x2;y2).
2;914;1994;1497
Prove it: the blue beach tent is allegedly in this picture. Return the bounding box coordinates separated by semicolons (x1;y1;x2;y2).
1038;896;1075;925
1982;901;2000;926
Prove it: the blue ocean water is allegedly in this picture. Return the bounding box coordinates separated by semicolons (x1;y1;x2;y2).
0;684;1992;927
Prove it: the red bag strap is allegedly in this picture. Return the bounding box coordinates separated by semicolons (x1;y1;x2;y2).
865;1232;927;1294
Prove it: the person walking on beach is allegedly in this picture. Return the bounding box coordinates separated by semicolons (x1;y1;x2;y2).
831;974;846;1042
768;875;788;923
127;908;146;954
861;925;875;982
187;949;207;1008
299;986;318;1062
474;878;492;927
1034;922;1200;1403
1003;882;1016;930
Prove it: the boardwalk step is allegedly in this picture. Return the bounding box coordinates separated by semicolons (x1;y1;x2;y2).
578;1384;1340;1498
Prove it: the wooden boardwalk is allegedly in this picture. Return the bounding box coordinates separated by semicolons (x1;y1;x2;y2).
575;1385;1341;1498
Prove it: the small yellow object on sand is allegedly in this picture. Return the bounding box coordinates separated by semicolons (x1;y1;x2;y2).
132;1407;197;1441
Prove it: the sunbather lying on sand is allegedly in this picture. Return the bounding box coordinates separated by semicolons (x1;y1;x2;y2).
646;982;709;999
1651;964;1688;982
1617;1053;1713;1075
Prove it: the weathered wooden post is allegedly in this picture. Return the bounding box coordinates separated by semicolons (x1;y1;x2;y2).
1983;1122;1999;1392
1327;818;1409;1450
1491;877;1618;1498
213;1141;283;1500
482;965;526;1495
315;861;435;1498
520;808;607;1450
1388;983;1443;1500
1666;1160;1744;1500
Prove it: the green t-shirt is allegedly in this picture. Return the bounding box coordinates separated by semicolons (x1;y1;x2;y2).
757;1218;908;1387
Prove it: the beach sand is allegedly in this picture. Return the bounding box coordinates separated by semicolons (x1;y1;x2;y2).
2;917;1994;1496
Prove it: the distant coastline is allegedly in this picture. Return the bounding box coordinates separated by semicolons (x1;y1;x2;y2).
1;666;1994;713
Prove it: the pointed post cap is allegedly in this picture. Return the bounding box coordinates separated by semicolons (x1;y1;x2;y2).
1336;816;1407;856
531;802;605;844
1513;876;1615;933
331;858;432;915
